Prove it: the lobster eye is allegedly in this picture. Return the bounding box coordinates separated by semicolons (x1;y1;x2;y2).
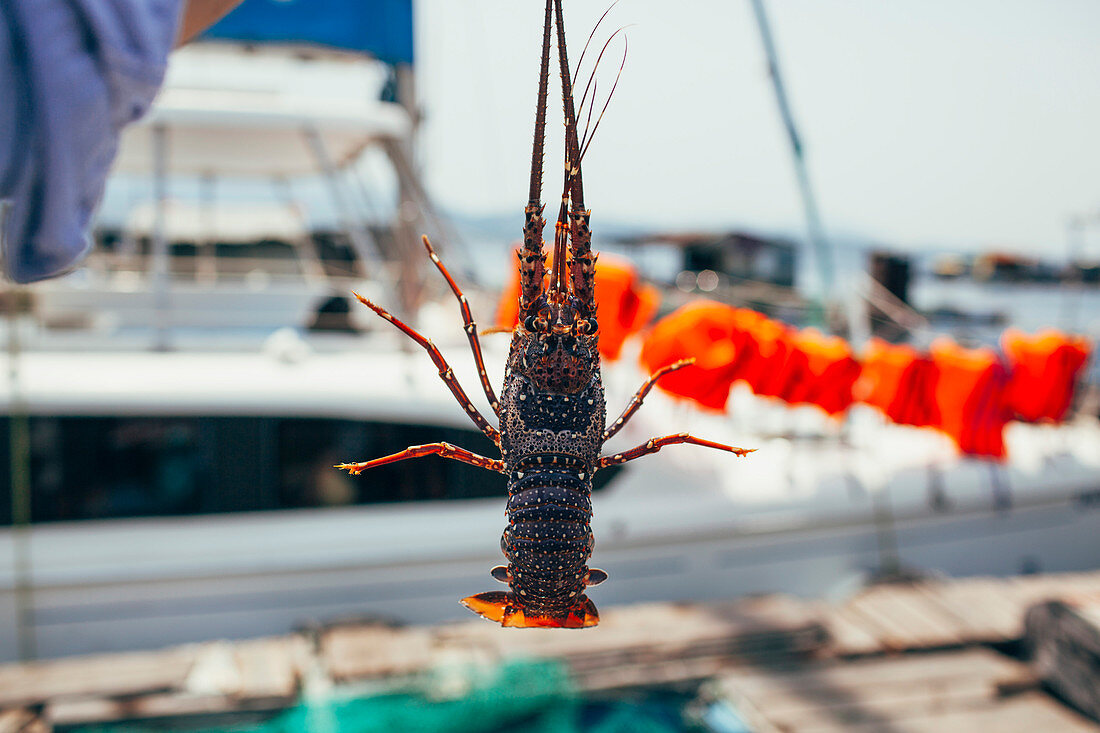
577;317;597;335
524;316;538;332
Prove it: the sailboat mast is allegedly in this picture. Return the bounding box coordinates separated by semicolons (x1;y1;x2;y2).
749;0;836;326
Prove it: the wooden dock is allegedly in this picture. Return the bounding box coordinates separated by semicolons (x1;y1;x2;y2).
2;571;1099;731
714;649;1095;732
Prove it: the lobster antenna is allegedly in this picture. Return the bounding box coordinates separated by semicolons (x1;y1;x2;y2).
553;0;585;212
528;0;555;207
576;24;630;120
577;28;628;154
550;194;571;298
572;2;619;88
582;78;597;152
546;0;578;303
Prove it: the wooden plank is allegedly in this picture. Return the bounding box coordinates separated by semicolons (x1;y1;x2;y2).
575;655;730;691
918;578;1024;641
0;648;197;708
718;649;1099;733
233;637;306;699
321;626;438;682
47;693;289;728
907;581;1003;641
718;649;1019;700
878;584;970;645
0;710;39;733
793;694;1099;733
818;606;882;656
180;637;304;700
821;604;888;656
826;597;914;653
821;572;1100;656
737;678;994;731
842;584;966;649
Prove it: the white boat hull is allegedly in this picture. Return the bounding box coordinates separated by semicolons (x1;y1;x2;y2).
3;460;1098;662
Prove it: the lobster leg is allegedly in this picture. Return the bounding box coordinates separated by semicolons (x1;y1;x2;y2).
599;433;755;469
603;359;695;442
422;236;500;416
352;292;501;445
336;442;506;475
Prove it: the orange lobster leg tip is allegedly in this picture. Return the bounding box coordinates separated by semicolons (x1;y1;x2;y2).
350;291;377;310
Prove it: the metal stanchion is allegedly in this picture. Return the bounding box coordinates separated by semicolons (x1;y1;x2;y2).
2;200;36;660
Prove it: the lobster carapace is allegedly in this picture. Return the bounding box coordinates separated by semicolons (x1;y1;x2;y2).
337;0;752;629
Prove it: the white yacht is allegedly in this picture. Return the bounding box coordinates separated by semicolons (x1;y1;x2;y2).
2;330;1100;662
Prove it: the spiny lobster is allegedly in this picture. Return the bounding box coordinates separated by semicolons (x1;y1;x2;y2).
337;0;752;628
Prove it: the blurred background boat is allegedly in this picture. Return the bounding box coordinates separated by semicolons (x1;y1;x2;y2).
24;39;443;348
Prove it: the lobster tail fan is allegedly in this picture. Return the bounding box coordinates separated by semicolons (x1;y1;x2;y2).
460;591;512;623
461;592;600;628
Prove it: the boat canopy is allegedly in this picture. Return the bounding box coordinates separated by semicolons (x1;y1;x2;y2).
205;0;415;65
113;88;409;177
111;46;411;178
125;201;309;243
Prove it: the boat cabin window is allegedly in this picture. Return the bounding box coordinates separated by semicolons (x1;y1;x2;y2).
313;232;366;279
213;240;303;280
0;417;619;525
88;231;314;284
86;228;374;287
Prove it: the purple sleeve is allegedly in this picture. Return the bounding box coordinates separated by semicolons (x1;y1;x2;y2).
0;0;183;283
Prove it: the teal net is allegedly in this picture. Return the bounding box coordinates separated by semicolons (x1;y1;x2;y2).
73;658;710;733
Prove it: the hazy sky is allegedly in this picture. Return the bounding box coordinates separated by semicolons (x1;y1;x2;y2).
415;0;1100;255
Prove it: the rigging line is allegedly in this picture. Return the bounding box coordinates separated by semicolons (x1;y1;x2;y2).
749;0;836;323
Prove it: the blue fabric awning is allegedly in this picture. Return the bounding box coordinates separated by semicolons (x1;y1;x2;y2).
205;0;414;65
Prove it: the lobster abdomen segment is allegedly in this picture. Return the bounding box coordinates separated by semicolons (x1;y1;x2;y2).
505;463;593;599
461;460;599;628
